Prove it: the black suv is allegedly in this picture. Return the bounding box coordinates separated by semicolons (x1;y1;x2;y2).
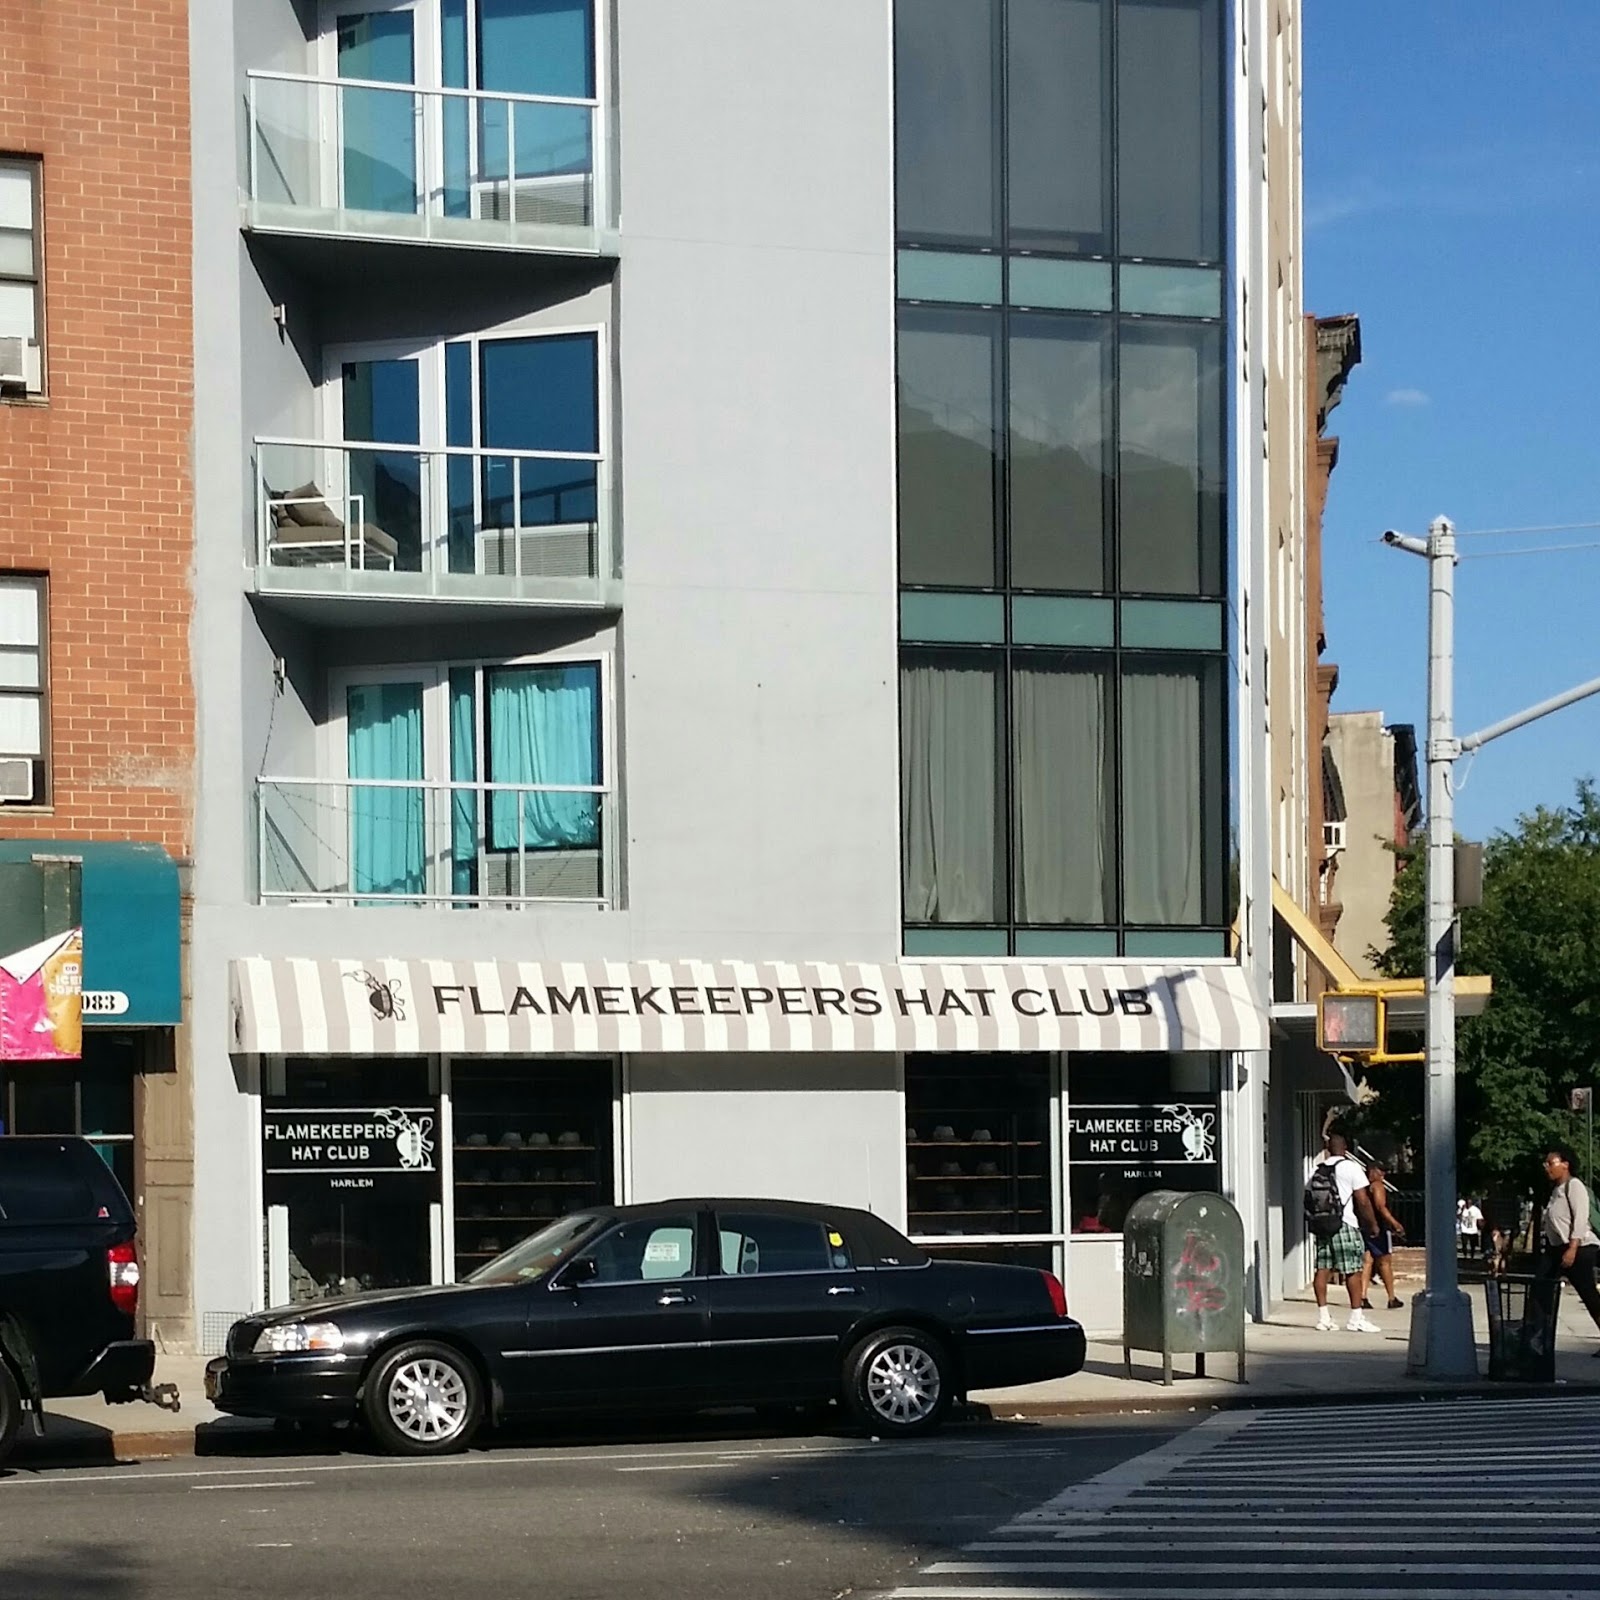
0;1136;165;1461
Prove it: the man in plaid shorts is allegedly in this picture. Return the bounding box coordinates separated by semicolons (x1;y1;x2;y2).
1312;1126;1382;1332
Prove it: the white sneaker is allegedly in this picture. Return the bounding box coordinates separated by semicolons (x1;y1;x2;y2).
1346;1312;1382;1333
1316;1309;1336;1331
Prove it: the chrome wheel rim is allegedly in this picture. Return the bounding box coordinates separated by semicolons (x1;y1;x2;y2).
386;1357;470;1444
865;1342;940;1426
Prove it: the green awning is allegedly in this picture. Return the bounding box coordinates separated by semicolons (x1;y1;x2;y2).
0;841;181;1026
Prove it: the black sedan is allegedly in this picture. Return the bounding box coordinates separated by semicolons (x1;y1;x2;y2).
206;1198;1085;1455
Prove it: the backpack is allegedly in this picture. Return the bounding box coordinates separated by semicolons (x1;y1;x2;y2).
1303;1160;1347;1239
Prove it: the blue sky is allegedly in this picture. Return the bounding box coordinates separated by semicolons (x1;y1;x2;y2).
1303;4;1600;841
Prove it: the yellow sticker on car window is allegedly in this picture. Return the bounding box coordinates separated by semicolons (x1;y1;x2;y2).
828;1231;844;1247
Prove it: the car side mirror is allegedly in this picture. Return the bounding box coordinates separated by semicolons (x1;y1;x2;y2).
561;1256;599;1288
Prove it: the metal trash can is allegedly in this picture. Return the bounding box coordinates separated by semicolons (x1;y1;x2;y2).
1484;1273;1560;1382
1122;1190;1247;1385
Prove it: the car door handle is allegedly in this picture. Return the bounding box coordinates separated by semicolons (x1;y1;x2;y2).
827;1285;863;1296
657;1289;695;1306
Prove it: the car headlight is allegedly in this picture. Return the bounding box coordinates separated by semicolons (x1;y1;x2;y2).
253;1321;346;1355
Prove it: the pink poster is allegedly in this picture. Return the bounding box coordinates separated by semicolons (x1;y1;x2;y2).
0;928;83;1061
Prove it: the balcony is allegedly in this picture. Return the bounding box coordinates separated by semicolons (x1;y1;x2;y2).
252;437;616;614
258;776;613;909
244;71;613;260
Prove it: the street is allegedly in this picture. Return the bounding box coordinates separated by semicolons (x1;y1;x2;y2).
0;1413;1182;1600
5;1395;1594;1600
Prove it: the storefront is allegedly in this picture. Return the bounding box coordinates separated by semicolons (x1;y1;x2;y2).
229;957;1267;1332
0;841;186;1335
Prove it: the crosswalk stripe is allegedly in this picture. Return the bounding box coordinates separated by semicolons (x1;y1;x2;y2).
925;1562;1600;1577
961;1541;1599;1554
886;1589;1600;1600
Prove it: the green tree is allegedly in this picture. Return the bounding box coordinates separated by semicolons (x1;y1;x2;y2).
1372;779;1600;1190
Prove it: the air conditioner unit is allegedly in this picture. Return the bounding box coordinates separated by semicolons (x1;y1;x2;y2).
0;757;35;803
471;173;592;230
0;336;40;392
0;336;25;388
1323;820;1347;853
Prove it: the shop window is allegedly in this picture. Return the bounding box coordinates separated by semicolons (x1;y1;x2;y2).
266;1058;437;1303
451;1059;615;1279
1067;1051;1220;1233
0;1034;136;1199
905;1055;1055;1270
716;1211;852;1276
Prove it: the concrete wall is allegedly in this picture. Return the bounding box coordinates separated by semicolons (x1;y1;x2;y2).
1326;710;1399;976
625;1055;904;1227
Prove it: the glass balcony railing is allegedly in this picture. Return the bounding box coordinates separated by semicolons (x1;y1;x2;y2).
245;71;609;251
253;437;613;605
258;777;612;909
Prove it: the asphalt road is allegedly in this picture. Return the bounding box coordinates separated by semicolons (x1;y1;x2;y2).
0;1412;1190;1600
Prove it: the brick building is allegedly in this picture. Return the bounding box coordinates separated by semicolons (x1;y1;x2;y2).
0;0;193;1345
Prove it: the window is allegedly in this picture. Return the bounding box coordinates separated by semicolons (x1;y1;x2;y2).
0;574;46;805
580;1216;697;1284
1067;1051;1220;1233
0;1035;137;1202
0;157;42;393
716;1212;851;1276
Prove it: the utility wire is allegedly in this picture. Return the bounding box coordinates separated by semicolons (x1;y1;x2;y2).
1455;520;1600;539
1459;540;1600;560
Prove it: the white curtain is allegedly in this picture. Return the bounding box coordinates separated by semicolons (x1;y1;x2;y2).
901;662;999;922
1015;666;1107;922
1122;668;1201;923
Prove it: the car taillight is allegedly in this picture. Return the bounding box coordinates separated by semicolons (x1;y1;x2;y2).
1041;1270;1068;1318
109;1240;140;1318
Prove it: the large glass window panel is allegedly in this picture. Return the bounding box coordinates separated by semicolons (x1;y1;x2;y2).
1120;659;1222;926
1007;0;1109;252
1117;323;1223;595
1117;0;1221;262
336;11;419;215
1013;662;1110;923
477;0;595;194
479;333;599;531
1008;316;1108;592
901;657;1003;924
897;309;1000;588
343;357;424;572
895;0;1000;246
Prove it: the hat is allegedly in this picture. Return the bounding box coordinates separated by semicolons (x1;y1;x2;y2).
500;1130;524;1149
939;1160;961;1177
970;1128;992;1142
557;1130;583;1147
975;1160;1000;1177
906;1127;919;1142
464;1132;489;1147
480;1235;501;1254
499;1161;520;1183
528;1131;552;1147
932;1125;956;1142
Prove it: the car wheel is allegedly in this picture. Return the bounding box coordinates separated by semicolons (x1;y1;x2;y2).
843;1326;951;1437
0;1361;20;1465
361;1341;483;1457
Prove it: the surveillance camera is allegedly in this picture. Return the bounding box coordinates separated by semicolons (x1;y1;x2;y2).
1381;530;1400;543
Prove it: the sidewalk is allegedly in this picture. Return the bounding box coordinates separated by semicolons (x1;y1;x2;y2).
15;1270;1598;1465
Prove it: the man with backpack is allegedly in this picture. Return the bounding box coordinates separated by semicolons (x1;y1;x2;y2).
1305;1125;1382;1332
1534;1143;1600;1343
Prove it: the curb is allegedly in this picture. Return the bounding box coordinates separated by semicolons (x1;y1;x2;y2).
968;1377;1600;1422
17;1379;1600;1467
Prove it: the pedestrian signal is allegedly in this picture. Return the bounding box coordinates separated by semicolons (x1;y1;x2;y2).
1318;990;1384;1056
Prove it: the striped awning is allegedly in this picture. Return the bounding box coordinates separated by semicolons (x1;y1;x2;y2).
231;957;1268;1056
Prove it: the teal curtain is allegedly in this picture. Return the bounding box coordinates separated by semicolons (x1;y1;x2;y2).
337;13;419;215
348;683;425;898
449;669;478;896
487;664;600;850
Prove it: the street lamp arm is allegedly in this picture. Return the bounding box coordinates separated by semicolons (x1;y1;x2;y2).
1461;674;1600;752
1382;530;1431;557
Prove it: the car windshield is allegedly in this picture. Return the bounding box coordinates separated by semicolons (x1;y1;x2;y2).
465;1213;602;1285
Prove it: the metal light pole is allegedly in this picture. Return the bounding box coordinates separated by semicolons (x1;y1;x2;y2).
1383;517;1600;1379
